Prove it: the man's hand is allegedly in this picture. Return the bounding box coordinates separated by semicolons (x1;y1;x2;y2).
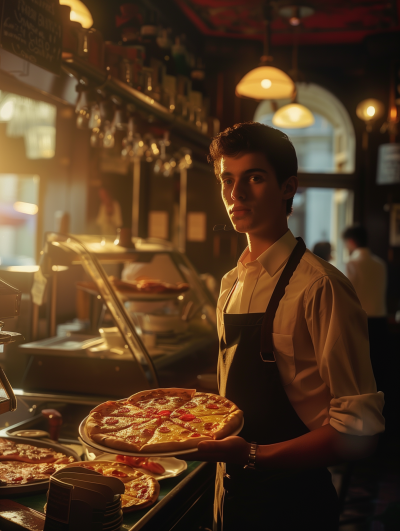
194;436;250;465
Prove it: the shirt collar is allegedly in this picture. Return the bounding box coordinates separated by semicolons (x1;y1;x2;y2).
238;230;298;277
352;248;370;259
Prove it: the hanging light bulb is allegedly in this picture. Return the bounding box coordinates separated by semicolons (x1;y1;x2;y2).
59;0;93;28
273;102;314;128
236;1;294;100
356;99;384;124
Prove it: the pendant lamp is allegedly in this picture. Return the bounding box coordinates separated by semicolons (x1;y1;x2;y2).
272;27;314;128
236;1;294;100
60;0;93;28
273;102;314;128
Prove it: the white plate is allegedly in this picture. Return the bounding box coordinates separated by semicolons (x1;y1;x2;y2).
91;454;187;480
79;417;244;458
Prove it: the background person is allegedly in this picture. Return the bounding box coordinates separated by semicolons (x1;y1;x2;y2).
342;224;387;393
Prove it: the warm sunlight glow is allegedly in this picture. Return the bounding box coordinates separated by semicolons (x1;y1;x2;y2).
13;202;38;215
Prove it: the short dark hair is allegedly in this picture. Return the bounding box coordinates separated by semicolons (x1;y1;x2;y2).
208;122;298;215
342;224;368;247
312;241;332;261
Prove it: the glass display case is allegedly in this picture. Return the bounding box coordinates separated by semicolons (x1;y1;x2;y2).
19;233;218;398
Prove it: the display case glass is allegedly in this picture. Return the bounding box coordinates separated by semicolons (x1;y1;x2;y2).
20;233;218;396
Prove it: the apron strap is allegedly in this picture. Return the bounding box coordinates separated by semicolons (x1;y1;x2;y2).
260;237;306;362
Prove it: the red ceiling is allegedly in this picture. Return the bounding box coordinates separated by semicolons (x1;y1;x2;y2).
174;0;400;45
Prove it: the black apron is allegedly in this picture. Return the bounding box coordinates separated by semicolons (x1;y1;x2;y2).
213;238;339;531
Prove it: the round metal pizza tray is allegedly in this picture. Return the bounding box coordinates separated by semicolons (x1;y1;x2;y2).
0;436;81;496
79;416;244;458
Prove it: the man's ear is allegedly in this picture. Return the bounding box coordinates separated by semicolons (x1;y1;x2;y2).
282;175;298;199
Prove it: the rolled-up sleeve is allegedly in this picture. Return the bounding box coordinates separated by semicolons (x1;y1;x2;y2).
305;275;385;436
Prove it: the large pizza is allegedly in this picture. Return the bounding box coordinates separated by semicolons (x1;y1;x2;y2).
0;438;75;486
86;388;243;453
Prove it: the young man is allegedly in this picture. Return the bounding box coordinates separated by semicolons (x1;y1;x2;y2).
195;122;385;531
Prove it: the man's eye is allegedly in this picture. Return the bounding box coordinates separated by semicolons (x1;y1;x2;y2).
249;175;262;182
221;179;233;186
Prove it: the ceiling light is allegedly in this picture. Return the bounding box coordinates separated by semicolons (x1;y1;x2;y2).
60;0;93;28
236;1;294;101
13;202;39;215
356;99;384;123
236;66;294;100
289;16;301;26
272;102;314;128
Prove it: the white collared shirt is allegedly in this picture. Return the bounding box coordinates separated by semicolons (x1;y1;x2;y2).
217;230;385;436
345;248;387;317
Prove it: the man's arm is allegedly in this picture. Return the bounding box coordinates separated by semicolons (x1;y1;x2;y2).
195;425;379;468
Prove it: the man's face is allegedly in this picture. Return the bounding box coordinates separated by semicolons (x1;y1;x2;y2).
344;238;357;255
219;152;296;236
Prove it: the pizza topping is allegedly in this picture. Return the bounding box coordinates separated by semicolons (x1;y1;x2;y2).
158;427;171;433
181;430;191;436
116;407;131;414
110;470;128;478
144;407;158;414
127;436;140;443
190;433;201;437
142;428;155;436
204;422;217;430
191;418;202;423
156;410;172;417
105;418;119;425
175;408;188;414
184;402;196;408
206;404;219;409
179;414;196;421
155;398;168;404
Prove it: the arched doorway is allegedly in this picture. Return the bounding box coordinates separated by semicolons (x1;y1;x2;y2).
254;83;356;272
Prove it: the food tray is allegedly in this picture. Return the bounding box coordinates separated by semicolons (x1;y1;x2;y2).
0;437;81;496
79;417;244;458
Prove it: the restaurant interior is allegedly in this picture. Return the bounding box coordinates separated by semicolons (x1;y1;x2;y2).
0;0;399;530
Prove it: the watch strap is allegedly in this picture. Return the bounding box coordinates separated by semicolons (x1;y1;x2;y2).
244;441;257;470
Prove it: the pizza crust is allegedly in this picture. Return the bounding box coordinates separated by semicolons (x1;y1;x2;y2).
212;409;243;440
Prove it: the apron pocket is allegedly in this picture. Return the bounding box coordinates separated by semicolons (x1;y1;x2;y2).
272;333;296;386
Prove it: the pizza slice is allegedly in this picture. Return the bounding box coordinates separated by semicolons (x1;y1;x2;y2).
86;412;149;439
127;388;195;416
90;400;143;418
92;418;163;452
121;475;160;512
141;420;211;453
171;411;243;440
170;393;237;418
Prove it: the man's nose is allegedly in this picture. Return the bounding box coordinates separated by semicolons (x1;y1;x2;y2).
231;180;246;200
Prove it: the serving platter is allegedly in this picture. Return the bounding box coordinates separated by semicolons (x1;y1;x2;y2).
0;436;81;495
76;456;187;481
79;417;244;458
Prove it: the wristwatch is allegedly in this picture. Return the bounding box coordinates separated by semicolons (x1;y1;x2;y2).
244;441;257;470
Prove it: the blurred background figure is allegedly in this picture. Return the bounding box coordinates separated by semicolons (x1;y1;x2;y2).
95;186;123;235
342;224;387;392
312;241;333;262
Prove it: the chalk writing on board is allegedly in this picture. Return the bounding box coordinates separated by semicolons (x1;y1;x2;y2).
0;0;62;75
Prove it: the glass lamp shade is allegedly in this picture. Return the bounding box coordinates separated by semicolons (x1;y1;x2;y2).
272;103;314;128
356;99;384;122
236;66;295;100
60;0;93;28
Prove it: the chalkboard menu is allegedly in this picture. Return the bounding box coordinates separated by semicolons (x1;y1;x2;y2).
0;0;62;75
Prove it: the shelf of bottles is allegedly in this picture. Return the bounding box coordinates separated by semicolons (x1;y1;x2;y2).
61;3;218;155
